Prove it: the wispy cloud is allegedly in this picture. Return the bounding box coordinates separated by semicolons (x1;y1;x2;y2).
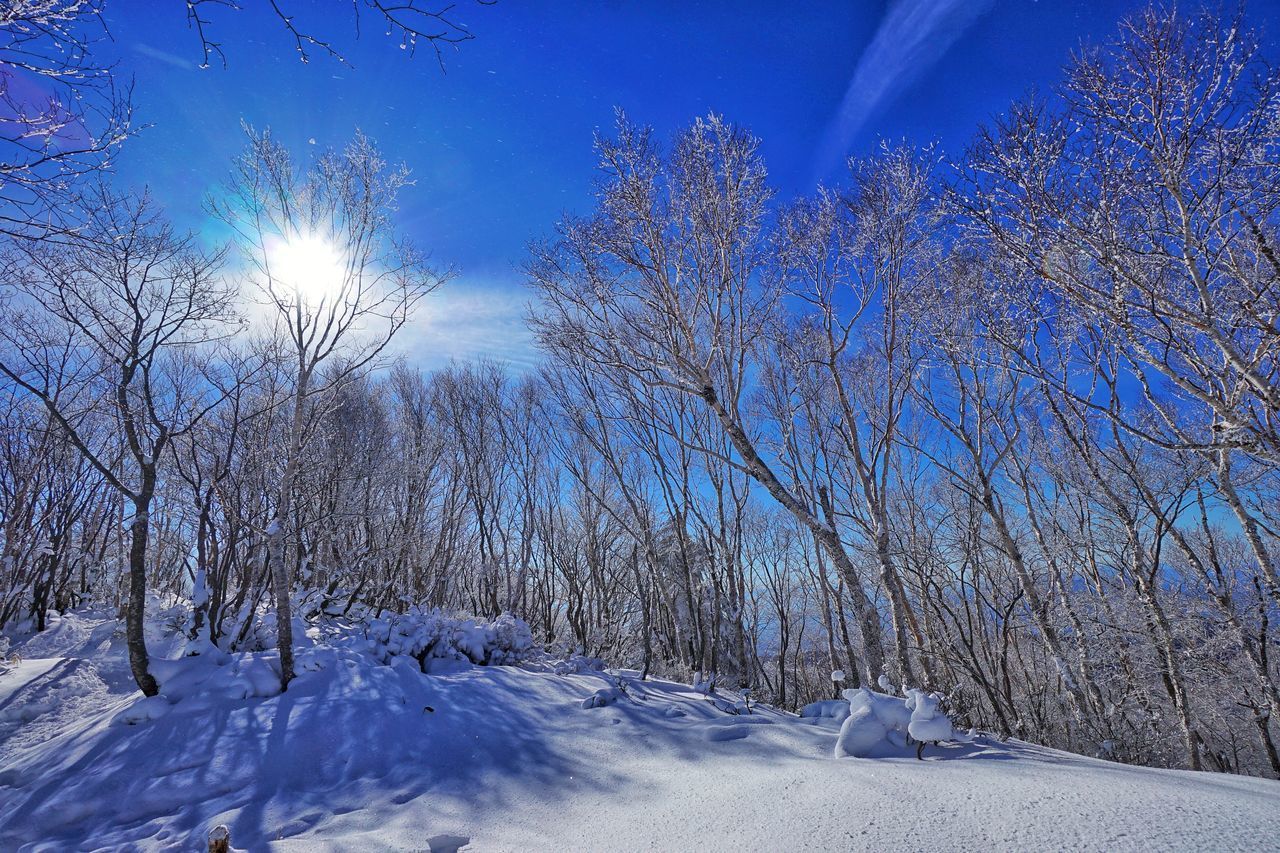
133;43;196;71
814;0;994;179
393;280;541;373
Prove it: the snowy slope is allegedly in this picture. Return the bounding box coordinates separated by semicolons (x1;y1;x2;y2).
1;611;1278;852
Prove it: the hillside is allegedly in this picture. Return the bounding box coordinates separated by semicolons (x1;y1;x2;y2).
1;610;1277;852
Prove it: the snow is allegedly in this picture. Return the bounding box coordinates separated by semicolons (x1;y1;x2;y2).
837;696;902;758
581;685;624;708
832;687;977;759
1;610;1278;851
905;688;960;745
112;694;173;725
799;699;851;723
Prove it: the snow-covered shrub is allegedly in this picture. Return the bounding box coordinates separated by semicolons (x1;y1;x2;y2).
147;650;280;703
834;687;970;758
0;636;14;674
113;695;173;726
704;691;752;716
159;605;190;640
835;688;913;758
364;608;534;671
488;612;535;664
297;581;375;622
905;689;956;744
552;654;605;675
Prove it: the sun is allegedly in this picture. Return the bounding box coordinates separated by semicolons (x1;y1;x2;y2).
264;232;348;304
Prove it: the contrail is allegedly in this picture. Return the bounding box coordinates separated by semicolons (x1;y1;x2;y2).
814;0;994;180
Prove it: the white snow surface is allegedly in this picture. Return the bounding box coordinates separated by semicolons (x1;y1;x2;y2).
2;610;1279;852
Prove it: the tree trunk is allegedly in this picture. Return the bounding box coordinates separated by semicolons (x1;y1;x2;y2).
267;517;295;688
127;499;158;697
271;370;311;692
875;536;918;688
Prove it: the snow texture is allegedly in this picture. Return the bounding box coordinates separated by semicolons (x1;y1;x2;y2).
1;610;1278;851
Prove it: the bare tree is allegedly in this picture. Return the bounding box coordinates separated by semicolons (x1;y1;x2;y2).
211;127;448;689
528;112;895;684
771;144;947;688
183;0;495;69
0;1;133;239
0;184;234;695
960;6;1280;475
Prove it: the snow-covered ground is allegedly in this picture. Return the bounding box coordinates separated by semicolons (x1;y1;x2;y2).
1;611;1278;852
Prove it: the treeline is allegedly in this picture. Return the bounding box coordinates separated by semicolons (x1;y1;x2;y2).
1;5;1278;778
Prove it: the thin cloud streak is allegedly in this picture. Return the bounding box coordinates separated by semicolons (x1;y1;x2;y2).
132;43;196;71
394;281;542;373
814;0;994;179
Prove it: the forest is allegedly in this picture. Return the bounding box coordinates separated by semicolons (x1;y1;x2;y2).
2;0;1279;789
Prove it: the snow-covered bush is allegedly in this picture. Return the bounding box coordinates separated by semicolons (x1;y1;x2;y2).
0;636;14;674
364;608;534;670
905;689;956;744
552;654;605;675
834;687;971;759
488;612;535;663
835;688;913;758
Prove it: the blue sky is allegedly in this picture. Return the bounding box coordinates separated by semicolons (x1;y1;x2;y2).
100;0;1280;368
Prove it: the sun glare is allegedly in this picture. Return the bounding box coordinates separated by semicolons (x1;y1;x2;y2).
264;232;348;303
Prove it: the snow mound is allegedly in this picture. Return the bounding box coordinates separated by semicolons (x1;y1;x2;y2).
112;694;173;725
706;724;751;742
582;686;624;708
702;715;773;742
552;654;606;675
800;699;851;723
